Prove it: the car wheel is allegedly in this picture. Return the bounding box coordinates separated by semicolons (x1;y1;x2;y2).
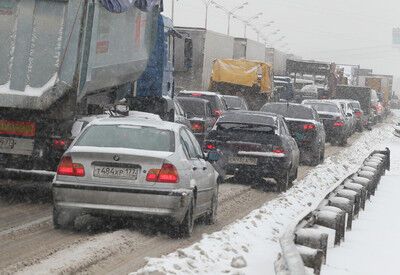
204;191;218;225
320;146;325;164
277;172;289;192
289;168;298;187
53;207;61;229
338;136;348;146
177;200;194;238
309;146;321;166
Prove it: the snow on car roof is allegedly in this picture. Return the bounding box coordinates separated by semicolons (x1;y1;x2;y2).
218;111;277;126
89;116;182;131
179;90;221;96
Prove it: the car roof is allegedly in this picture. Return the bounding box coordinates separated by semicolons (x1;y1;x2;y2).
176;97;210;104
222;95;242;100
219;110;279;126
264;102;314;110
77;111;161;123
87;116;182;132
178;90;222;97
303;99;339;105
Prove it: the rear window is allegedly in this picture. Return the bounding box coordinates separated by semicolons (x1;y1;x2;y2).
350;102;360;109
75;125;175;152
217;122;275;133
224;97;243;109
305;103;339;113
179;94;220;110
261;104;314;120
177;100;206;117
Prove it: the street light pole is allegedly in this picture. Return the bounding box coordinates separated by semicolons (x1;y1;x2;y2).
242;12;263;38
202;0;213;29
171;0;175;22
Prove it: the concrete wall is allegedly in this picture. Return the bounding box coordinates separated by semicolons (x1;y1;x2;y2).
245;39;266;62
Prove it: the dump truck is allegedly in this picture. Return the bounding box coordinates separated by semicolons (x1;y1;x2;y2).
358;74;393;112
0;0;162;175
208;59;273;110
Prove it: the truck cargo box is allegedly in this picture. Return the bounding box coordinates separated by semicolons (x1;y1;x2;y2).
0;0;158;111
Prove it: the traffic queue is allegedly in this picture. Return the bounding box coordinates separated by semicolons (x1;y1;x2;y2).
52;86;380;237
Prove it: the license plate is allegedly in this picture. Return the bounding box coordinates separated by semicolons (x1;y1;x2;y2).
0;137;15;149
228;156;258;165
93;166;139;180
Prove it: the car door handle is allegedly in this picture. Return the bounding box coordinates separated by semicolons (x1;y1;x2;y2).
192;167;198;171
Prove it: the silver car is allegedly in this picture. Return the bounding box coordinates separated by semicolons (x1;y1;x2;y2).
52;116;219;237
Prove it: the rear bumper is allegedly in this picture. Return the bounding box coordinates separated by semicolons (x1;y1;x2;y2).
52;182;192;222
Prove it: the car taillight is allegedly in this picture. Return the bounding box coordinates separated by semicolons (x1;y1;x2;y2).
303;124;316;131
57;156;85;177
272;146;285;154
191;93;202;97
333;121;345;127
213;109;223;117
191;121;204;133
355;111;362;118
204;143;216;150
146;163;179;184
53;139;71;150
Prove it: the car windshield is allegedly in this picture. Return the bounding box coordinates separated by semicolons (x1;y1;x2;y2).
75;125;175;152
217;122;275;133
261;104;314;119
305;103;339;113
180;94;219;110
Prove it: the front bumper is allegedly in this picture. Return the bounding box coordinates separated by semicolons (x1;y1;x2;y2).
52;182;192;222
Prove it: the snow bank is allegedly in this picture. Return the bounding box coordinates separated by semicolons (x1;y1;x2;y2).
322;130;400;275
133;123;393;275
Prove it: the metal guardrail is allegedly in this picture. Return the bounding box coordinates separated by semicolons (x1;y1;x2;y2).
275;148;390;275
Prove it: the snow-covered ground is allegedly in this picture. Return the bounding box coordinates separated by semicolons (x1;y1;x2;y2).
323;128;400;275
133;119;396;275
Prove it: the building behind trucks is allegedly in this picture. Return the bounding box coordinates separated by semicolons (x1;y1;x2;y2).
208;59;273;110
173;27;235;91
286;59;337;101
0;0;163;176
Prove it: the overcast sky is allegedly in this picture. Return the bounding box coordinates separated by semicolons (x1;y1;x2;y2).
163;0;400;90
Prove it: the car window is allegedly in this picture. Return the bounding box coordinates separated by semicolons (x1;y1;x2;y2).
261;104;314;119
184;129;203;157
206;103;213;117
178;99;207;118
75;125;175;152
180;129;197;159
305;103;339;113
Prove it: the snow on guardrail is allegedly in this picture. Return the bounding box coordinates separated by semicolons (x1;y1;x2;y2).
275;149;390;275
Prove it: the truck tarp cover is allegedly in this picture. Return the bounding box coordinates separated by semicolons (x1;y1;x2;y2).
100;0;162;13
210;59;272;93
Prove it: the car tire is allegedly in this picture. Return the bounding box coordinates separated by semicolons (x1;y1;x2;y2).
277;172;289;193
320;146;325;164
289;167;298;187
309;146;321;166
177;200;194;238
338;136;348;146
204;191;218;225
53;207;61;229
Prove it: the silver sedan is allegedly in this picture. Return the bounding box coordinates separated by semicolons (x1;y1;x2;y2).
52;116;220;237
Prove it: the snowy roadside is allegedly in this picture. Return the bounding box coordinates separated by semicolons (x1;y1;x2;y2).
322;130;400;275
133;122;395;275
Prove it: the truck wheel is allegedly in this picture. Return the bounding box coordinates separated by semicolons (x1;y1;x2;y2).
177;200;194;238
204;191;218;225
277;172;289;192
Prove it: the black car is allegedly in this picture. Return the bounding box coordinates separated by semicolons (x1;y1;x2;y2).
177;91;228;118
302;100;352;146
260;103;326;166
222;95;249;110
176;97;217;145
204;111;300;192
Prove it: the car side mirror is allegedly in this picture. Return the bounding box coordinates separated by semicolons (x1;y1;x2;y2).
206;151;220;162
